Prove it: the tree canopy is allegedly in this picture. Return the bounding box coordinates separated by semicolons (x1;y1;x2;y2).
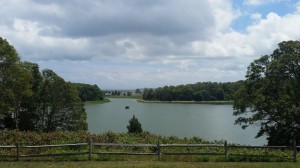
37;69;87;132
72;83;104;102
0;37;32;129
0;37;87;131
233;40;300;146
143;81;242;101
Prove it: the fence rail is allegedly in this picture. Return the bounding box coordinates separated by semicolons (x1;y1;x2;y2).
0;140;299;162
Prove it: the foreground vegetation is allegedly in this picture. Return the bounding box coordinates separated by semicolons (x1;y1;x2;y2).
0;161;300;168
0;131;297;162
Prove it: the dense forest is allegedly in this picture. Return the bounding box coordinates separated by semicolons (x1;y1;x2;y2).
72;83;104;101
0;37;88;131
143;81;243;101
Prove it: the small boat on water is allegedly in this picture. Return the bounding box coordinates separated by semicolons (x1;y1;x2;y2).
125;106;130;109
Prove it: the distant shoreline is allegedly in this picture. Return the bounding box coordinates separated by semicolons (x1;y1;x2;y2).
105;95;142;99
137;100;233;105
84;99;110;104
96;97;234;105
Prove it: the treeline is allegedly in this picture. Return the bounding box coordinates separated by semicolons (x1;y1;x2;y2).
143;81;243;101
0;37;87;132
72;83;104;101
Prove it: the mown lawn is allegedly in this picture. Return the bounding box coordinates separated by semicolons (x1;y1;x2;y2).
0;161;299;168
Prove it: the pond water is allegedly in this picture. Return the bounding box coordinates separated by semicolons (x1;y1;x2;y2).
85;98;266;145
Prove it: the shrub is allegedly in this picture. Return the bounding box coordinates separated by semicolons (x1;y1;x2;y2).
127;115;143;133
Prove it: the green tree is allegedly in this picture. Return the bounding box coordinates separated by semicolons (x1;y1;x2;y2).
18;62;43;130
233;40;300;146
0;37;19;127
0;37;32;130
126;91;132;96
142;81;241;102
73;83;104;101
8;65;33;130
37;69;87;132
135;89;141;94
143;88;154;100
192;91;203;101
127;115;143;133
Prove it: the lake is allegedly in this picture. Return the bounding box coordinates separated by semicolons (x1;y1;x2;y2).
85;98;266;145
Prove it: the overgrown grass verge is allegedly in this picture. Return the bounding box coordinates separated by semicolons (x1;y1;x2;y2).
0;161;300;168
0;131;298;162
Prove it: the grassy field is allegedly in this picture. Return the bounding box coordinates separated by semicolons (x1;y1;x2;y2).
1;161;299;168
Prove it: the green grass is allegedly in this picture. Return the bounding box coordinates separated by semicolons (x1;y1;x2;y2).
0;161;299;168
1;131;297;163
84;99;110;104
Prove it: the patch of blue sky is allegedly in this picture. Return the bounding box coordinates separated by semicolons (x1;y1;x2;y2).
231;0;296;33
253;1;296;16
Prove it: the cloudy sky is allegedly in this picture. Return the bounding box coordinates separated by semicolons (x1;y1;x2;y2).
1;0;300;89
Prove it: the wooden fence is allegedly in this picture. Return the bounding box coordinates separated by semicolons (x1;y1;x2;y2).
0;140;299;162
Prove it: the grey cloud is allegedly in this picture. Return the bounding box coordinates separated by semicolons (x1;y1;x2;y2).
0;0;222;63
28;0;215;39
0;0;256;89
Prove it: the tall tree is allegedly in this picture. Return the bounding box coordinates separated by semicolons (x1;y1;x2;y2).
18;62;43;130
233;40;300;146
0;37;19;127
37;69;87;132
0;37;32;130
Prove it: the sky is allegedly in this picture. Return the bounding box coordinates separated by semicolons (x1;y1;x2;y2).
1;0;300;89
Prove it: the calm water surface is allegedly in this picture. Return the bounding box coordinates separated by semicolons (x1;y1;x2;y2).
85;98;266;145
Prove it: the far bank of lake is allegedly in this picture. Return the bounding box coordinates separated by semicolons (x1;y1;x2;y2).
137;99;233;104
85;98;266;145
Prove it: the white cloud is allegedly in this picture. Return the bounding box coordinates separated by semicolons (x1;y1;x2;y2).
244;0;262;6
251;12;262;20
1;0;300;88
246;10;300;53
243;0;288;6
209;0;241;32
243;0;283;6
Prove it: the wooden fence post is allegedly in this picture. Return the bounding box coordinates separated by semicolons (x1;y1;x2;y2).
157;140;161;160
88;141;92;161
293;139;297;162
224;140;228;161
16;143;19;162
